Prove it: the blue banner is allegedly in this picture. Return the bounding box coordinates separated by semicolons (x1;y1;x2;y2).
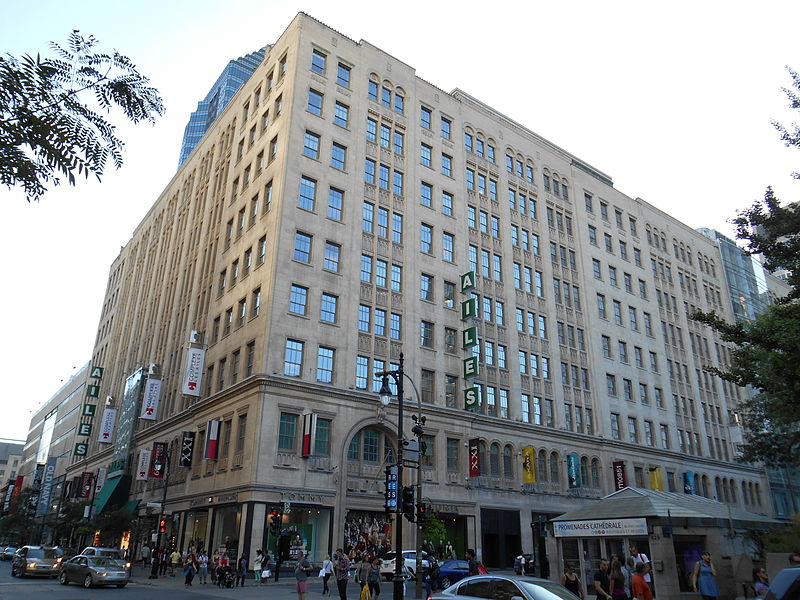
567;453;581;488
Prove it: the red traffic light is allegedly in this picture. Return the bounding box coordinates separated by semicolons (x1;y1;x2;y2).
159;519;167;533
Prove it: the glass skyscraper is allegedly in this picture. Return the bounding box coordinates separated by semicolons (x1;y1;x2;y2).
177;48;265;168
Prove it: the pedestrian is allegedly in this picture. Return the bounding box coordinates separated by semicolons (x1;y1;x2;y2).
691;551;718;600
368;557;382;600
148;548;160;579
237;553;249;587
198;550;208;584
355;554;371;590
141;543;151;569
275;552;283;582
169;548;181;576
254;549;264;584
262;551;272;584
322;554;334;595
628;545;652;595
159;547;169;575
218;553;230;588
211;551;220;584
515;554;526;575
632;564;653;600
184;557;196;587
594;559;612;600
562;563;584;600
295;550;313;600
466;549;478;576
753;567;769;597
610;559;629;600
334;548;351;600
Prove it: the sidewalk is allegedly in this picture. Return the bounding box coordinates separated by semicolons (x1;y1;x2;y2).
129;565;302;598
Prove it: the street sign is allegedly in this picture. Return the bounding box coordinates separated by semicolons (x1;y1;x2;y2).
402;438;420;462
384;466;398;511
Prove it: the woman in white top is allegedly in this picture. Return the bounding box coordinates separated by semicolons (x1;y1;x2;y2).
322;554;334;595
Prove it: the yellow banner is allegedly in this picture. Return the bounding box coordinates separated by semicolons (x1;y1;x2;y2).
649;467;664;491
522;446;537;483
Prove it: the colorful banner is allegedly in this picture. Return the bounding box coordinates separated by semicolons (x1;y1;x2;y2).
612;460;627;490
78;472;94;499
683;471;697;495
649;467;664;491
35;457;57;516
522;446;537;483
181;347;206;396
140;377;162;420
97;407;117;443
205;420;221;460
180;432;195;467
136;448;152;480
149;442;168;478
95;467;107;493
567;453;581;488
468;438;480;477
301;413;316;457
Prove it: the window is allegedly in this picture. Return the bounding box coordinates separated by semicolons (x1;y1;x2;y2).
320;293;338;323
597;293;607;319
251;287;260;318
441;117;452;139
420;273;434;301
364;158;376;184
420;106;432;129
441;154;452;176
317;346;335;383
610;413;621;440
334;101;349;127
420;143;432;167
311;49;326;74
278;413;298;451
368;80;378;101
381;85;391;107
420;321;434;348
284;339;304;376
390;313;402;340
420;181;432;207
299;175;316;209
323;241;341;272
294;232;312;263
421;223;433;254
331;143;347;170
336;62;351;87
442;191;453;216
627;416;639;443
420;370;434;404
307;89;323;115
447;438;460;472
328;187;344;221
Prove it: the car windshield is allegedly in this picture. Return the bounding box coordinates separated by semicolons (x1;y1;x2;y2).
99;550;122;558
27;548;57;559
88;557;120;568
520;580;580;600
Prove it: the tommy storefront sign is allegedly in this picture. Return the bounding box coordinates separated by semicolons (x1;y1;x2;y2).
554;518;648;538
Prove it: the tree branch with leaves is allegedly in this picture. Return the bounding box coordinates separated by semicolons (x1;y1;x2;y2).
0;30;164;201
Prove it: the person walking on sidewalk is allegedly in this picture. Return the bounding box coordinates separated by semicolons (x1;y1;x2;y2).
334;548;351;600
169;548;181;576
322;554;334;595
184;556;197;587
237;553;249;587
140;543;151;569
295;550;313;600
262;551;272;584
254;549;264;584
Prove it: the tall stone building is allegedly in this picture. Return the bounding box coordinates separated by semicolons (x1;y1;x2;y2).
66;13;769;570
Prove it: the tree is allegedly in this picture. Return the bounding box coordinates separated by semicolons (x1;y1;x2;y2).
0;31;164;202
91;506;134;546
0;487;37;543
773;66;800;179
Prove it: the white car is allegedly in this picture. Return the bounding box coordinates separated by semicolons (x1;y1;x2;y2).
380;550;428;581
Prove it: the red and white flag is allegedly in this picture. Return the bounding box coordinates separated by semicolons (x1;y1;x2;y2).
205;420;221;460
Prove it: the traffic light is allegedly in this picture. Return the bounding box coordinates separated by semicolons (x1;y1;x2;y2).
416;502;427;523
159;518;167;534
401;486;415;522
269;509;282;536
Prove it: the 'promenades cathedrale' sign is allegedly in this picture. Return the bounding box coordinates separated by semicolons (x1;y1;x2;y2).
553;518;648;538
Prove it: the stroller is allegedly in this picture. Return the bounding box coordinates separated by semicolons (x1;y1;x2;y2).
217;565;235;588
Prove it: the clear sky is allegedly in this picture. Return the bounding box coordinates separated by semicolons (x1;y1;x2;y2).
1;1;799;440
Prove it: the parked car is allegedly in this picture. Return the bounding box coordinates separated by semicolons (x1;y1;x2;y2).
764;567;800;600
436;559;471;589
58;555;129;588
0;546;18;561
380;550;429;580
80;546;129;568
433;574;580;600
10;545;61;578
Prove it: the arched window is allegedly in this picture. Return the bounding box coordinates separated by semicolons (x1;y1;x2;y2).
490;443;500;476
729;480;737;504
394;87;405;115
580;456;589;487
591;458;600;488
347;427;395;466
537;450;548;482
755;483;762;506
478;441;486;474
742;481;749;505
701;475;710;498
715;477;723;501
503;445;514;479
550;452;560;483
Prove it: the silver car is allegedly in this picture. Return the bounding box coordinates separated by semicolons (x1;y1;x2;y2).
58;555;129;588
10;546;61;578
433;574;580;600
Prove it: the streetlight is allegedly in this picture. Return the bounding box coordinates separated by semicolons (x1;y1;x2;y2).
377;353;427;600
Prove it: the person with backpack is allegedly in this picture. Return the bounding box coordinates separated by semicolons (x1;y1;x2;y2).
334;548;351;600
367;557;381;600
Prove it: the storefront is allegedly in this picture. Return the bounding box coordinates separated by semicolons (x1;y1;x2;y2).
548;488;778;600
269;503;333;563
481;508;521;568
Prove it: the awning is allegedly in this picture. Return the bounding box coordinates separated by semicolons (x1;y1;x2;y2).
551;487;780;529
92;475;131;515
122;499;140;513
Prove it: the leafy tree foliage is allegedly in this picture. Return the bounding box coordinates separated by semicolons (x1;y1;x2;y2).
0;31;164;201
91;506;134;546
0;487;37;543
773;66;800;179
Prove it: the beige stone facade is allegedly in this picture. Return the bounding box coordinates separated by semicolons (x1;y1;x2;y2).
64;13;769;571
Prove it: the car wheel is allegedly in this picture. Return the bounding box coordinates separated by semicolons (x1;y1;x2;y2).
116;583;127;588
84;574;93;588
59;571;69;585
440;577;451;589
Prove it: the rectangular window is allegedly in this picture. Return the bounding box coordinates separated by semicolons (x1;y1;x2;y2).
294;232;312;263
334;101;349;127
442;191;453;216
441;153;452;176
420;143;432;167
278;413;298;451
317;346;335;383
311;49;326;74
420;321;434;348
390;313;402;340
441;117;452;139
328;187;344;221
421;223;433;254
336;62;351;87
610;413;621;440
299;175;316;209
307;89;323;115
420;106;432;129
284;339;304;376
420;181;432;207
320;293;338;323
331;143;346;170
